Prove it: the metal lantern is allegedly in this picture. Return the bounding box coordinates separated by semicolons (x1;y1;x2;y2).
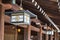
10;10;37;25
46;30;54;35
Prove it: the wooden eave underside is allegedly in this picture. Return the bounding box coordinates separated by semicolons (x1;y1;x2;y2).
1;0;60;29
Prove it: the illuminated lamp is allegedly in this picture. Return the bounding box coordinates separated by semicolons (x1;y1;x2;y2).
17;28;21;32
10;10;36;25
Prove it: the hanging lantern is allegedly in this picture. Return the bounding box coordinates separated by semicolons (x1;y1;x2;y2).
10;10;36;25
46;30;54;35
5;0;37;25
10;10;30;25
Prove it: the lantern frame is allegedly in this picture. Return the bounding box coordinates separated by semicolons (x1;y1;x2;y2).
10;10;31;25
5;10;37;25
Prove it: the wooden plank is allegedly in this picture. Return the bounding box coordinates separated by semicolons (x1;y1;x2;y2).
50;28;53;40
54;30;57;40
24;25;31;40
37;24;43;40
15;29;18;40
31;26;40;32
50;0;57;2
55;31;59;40
0;0;2;2
0;3;12;10
39;28;42;40
31;19;40;24
4;15;10;23
0;3;19;10
46;24;48;40
0;4;4;40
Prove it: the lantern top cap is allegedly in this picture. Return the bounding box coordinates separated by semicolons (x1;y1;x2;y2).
5;10;37;18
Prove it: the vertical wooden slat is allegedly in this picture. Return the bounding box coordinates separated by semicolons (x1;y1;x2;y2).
46;24;48;40
58;33;59;40
56;31;59;40
0;0;2;3
54;30;57;40
0;5;4;40
50;28;53;40
24;25;31;40
37;24;42;40
15;29;18;40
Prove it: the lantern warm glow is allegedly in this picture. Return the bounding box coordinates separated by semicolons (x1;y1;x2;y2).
17;29;21;32
19;7;24;10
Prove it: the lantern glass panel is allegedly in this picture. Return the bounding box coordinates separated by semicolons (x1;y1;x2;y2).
11;12;24;23
24;13;30;25
11;11;30;25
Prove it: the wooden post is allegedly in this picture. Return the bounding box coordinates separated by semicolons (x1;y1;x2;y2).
46;24;48;40
0;0;2;3
24;25;31;40
58;33;59;40
15;29;18;40
50;28;53;40
0;5;4;40
37;24;42;40
54;30;57;40
56;31;59;40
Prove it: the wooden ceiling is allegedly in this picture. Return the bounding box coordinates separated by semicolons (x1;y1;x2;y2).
16;0;60;28
2;0;60;28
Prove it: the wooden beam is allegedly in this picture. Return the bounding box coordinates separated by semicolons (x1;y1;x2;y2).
0;3;20;10
50;0;57;2
23;0;60;19
24;25;31;40
31;26;40;32
0;0;2;3
42;25;52;30
23;0;58;12
0;4;4;40
2;0;59;19
4;15;55;33
31;18;41;25
4;15;10;23
0;3;12;10
31;18;43;40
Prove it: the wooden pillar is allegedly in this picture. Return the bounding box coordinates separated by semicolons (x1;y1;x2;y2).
56;31;59;40
0;0;2;3
46;24;48;40
58;33;59;40
0;5;4;40
15;29;18;40
54;30;56;40
54;30;59;40
37;24;42;40
54;30;58;40
50;28;53;40
24;25;31;40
